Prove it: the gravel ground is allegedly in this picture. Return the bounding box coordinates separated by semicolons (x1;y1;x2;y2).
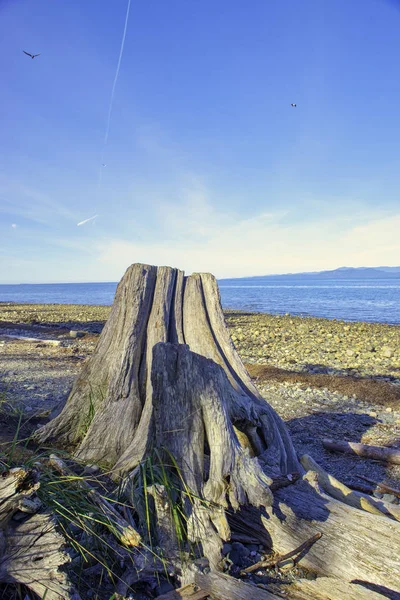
225;310;400;380
1;302;400;494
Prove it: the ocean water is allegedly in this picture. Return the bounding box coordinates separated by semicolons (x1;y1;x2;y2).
0;278;399;324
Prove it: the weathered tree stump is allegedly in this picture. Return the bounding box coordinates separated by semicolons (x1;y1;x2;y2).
37;264;400;598
38;264;298;478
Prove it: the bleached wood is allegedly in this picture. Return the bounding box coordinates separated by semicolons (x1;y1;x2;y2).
38;264;299;479
151;342;274;568
0;466;79;599
323;438;400;465
194;571;280;600
288;577;387;600
260;477;400;591
302;454;400;522
38;263;158;465
35;263;400;596
155;583;209;600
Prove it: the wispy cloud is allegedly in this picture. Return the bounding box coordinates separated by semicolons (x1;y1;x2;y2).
0;177;77;226
94;188;400;278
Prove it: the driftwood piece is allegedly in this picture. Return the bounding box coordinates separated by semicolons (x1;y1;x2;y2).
243;532;322;573
0;467;40;528
146;484;179;558
0;467;79;599
1;334;61;346
301;454;400;521
155;583;209;599
48;454;141;547
269;472;301;491
322;438;400;465
260;477;400;591
357;475;400;498
194;571;280;600
288;577;389;600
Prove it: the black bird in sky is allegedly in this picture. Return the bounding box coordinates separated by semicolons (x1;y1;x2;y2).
23;51;40;59
291;103;297;107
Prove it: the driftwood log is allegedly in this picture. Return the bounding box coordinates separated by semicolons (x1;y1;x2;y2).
323;438;400;464
0;466;79;599
300;454;400;520
36;263;400;598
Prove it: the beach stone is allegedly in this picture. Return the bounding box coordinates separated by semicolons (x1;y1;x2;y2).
278;558;295;571
222;543;232;556
155;581;174;596
230;542;250;565
69;330;86;339
383;494;396;504
12;511;29;522
83;464;100;475
381;346;394;358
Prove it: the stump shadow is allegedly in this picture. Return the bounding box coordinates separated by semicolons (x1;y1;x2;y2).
287;410;391;487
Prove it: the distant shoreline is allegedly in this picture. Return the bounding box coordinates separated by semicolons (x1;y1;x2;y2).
1;273;400;324
0;303;399;385
0;301;400;327
1;301;400;331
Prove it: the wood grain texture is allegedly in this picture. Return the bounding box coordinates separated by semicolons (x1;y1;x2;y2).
0;467;79;599
38;264;299;478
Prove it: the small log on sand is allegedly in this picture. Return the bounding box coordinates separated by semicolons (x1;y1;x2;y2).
322;438;400;465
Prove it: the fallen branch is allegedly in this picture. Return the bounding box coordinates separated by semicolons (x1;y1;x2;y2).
347;482;376;495
269;472;301;491
1;334;61;346
300;455;384;516
242;532;322;574
302;457;400;523
357;475;400;498
322;439;400;465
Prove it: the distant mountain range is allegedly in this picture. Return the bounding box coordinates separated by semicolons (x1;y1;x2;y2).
220;266;400;281
302;266;400;279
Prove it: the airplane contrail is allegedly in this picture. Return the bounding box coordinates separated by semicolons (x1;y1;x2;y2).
77;214;99;226
98;0;131;190
103;0;131;150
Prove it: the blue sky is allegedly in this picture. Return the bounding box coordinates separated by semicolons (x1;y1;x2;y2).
1;0;400;282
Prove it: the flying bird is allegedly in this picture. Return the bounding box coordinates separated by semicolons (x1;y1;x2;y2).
77;214;99;227
291;103;297;107
23;51;40;59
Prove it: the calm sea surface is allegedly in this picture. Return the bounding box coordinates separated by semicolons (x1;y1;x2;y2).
0;278;399;324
